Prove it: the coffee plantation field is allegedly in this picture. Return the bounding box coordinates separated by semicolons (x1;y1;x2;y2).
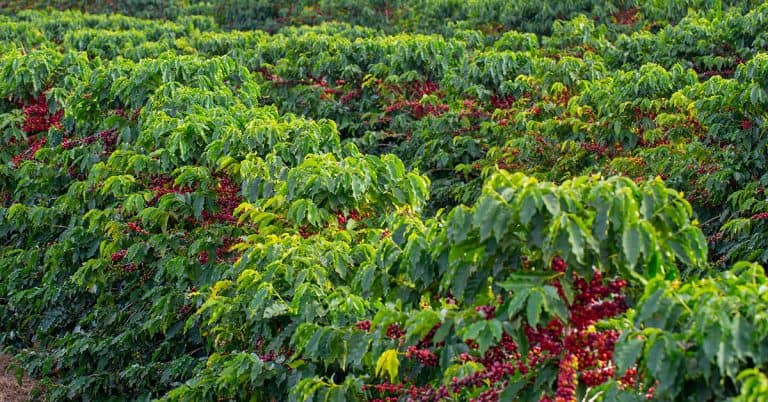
2;1;768;401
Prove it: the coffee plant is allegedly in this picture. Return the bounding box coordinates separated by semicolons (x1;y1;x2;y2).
1;2;768;401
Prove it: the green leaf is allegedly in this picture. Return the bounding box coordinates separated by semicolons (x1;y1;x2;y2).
732;315;754;360
566;215;586;262
542;193;560;215
750;85;764;105
635;286;665;325
503;291;529;319
519;189;539;225
467;320;503;354
192;194;205;219
615;337;644;374
593;201;609;241
542;285;568;321
526;290;544;327
406;309;442;342
474;197;500;242
623;223;640;268
464;321;485;340
499;380;527;400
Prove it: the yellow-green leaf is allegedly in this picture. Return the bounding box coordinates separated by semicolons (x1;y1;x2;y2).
375;349;400;383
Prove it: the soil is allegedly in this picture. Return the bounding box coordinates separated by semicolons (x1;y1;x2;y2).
0;355;36;402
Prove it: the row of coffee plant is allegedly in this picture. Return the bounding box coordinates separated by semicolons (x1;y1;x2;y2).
1;4;767;401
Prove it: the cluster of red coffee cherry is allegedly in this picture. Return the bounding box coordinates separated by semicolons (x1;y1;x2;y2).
360;257;642;402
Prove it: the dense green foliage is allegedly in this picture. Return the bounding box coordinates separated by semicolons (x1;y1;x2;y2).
1;1;768;401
